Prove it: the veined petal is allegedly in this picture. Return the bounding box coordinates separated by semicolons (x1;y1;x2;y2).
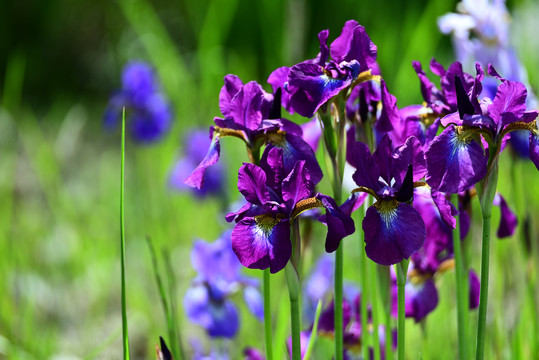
282;160;312;212
238;163;269;205
184;132;221;189
219;74;244;117
348;141;380;191
487;80;527;130
377;80;397;132
288;62;353;118
425;125;488;193
232;215;291;274
363;201;425;265
330;20;377;72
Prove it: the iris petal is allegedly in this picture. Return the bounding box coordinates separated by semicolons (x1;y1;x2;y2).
184;133;221;189
232;215;291;274
426;125;488;193
363;202;425;265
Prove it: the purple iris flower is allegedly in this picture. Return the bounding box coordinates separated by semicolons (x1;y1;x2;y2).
185;74;322;190
438;0;539;158
184;230;263;338
104;61;172;143
426;65;539;193
348;135;427;265
285;20;377;118
227;147;354;273
388;59;479;148
169;129;226;198
243;348;266;360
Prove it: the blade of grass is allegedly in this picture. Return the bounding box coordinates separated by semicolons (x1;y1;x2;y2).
146;236;178;360
303;299;323;360
163;249;185;360
120;107;130;360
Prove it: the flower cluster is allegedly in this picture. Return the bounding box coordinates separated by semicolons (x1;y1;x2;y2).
104;61;173;143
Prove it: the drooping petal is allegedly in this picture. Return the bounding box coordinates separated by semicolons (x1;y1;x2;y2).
287;62;353;118
363;202;425;265
493;193;518;238
232;215;291;274
405;278;439;322
317;194;356;253
425;125;488;193
238;163;270;205
184;131;221;189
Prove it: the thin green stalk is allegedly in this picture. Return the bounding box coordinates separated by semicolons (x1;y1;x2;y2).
285;262;301;360
263;268;274;360
396;261;408;360
451;193;469;359
146;237;177;359
358;203;370;360
370;262;381;360
120;108;130;360
303;300;323;360
163;250;185;360
335;245;344;360
475;213;491;360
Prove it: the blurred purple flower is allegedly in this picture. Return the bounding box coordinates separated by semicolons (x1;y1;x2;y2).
184;230;263;339
104;61;172;143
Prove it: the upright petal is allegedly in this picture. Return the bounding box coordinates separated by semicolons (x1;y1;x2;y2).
348;141;380;191
487;80;527;131
363;202;425;265
238;163;270;205
219;74;244;117
330;20;377;72
282;160;312;212
317;194;356;253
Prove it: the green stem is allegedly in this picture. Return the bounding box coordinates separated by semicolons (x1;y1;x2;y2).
263;268;274;360
285;262;301;360
358;203;370;360
335;245;344;360
396;261;407;360
475;213;491;360
452;193;469;359
120;108;130;360
370;263;381;360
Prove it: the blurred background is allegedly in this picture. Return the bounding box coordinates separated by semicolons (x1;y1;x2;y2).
1;0;538;358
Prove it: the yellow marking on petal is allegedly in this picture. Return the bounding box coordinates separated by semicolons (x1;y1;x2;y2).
291;197;323;219
374;199;399;227
407;269;433;285
351;187;379;201
214;126;248;142
254;214;282;237
351;70;381;87
413;181;429;188
499;120;538;140
265;130;287;146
